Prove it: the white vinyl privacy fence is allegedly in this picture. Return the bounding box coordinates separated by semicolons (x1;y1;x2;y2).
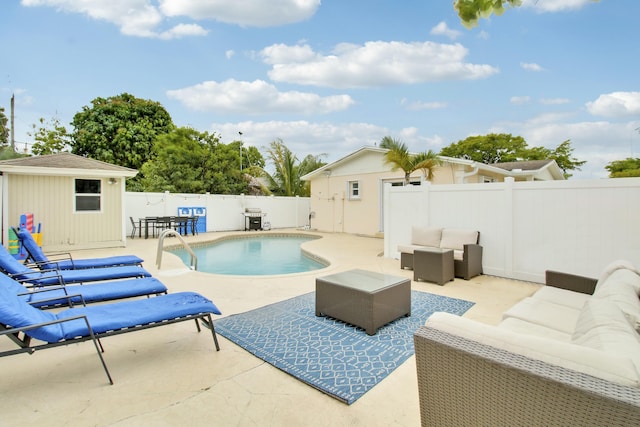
126;192;311;233
384;177;640;283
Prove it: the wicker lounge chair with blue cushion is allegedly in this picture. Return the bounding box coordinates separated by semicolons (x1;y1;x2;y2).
0;272;168;309
14;227;144;270
0;283;221;384
0;245;150;286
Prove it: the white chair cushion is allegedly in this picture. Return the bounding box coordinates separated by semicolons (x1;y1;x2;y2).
427;311;640;387
572;298;640;374
593;268;640;331
411;226;442;247
439;228;478;251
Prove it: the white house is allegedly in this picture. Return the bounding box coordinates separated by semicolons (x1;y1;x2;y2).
301;146;565;237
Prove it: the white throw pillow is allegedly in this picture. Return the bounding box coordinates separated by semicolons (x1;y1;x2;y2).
439;228;478;251
593;268;640;330
572;299;640;375
595;259;639;291
411;226;442;247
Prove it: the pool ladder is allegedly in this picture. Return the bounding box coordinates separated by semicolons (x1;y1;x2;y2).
156;229;198;271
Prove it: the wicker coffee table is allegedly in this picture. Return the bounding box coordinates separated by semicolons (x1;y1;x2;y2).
315;269;411;335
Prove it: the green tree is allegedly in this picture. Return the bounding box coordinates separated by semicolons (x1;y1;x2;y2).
71;93;174;171
439;134;585;178
605;158;640;178
140;127;265;194
263;139;326;196
0;107;9;146
454;0;599;28
525;139;586;179
379;136;440;185
439;133;528;164
454;0;522;28
28;116;72;155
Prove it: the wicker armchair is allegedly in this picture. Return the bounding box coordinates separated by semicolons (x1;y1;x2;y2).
414;325;640;426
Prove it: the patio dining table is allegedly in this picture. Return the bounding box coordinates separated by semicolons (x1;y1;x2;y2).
139;216;196;239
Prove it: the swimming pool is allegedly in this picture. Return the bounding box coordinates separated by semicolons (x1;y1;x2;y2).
169;234;328;275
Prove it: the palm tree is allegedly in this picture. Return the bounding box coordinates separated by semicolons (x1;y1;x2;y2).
263;139;326;196
379;136;440;185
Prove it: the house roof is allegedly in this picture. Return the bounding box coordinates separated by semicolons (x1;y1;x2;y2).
302;146;565;181
0;152;138;177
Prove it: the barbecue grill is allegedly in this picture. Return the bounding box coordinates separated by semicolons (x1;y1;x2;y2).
242;208;266;231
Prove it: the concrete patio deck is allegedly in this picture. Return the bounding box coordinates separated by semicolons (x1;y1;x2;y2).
0;230;540;426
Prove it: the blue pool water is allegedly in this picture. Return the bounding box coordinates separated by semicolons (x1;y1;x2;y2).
170;235;327;275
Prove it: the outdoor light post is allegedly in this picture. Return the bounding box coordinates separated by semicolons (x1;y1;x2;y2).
239;131;243;171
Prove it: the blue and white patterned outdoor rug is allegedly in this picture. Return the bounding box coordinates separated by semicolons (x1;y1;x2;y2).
214;290;474;404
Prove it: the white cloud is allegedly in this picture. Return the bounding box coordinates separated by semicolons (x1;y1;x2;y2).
523;0;597;13
21;0;317;38
213;120;389;158
430;21;461;40
586;92;640;118
540;98;570;105
510;96;531;105
261;41;499;88
520;62;544;72
166;79;354;114
159;0;320;27
401;99;447;111
225;50;235;59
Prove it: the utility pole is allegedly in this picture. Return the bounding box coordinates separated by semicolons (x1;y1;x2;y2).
10;93;15;150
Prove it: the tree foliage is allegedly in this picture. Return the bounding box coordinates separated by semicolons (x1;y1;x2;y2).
70;93;174;170
263;139;326;196
379;136;441;185
139;127;265;194
605;158;640;178
29;116;72;155
439;134;585;178
454;0;522;28
454;0;599;28
0;107;8;146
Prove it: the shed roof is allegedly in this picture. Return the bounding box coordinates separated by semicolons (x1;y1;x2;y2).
0;152;138;177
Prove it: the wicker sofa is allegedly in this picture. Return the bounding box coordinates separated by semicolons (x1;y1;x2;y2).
397;225;482;280
414;260;640;426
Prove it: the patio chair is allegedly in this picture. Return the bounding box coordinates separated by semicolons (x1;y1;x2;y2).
13;227;144;270
0;283;221;384
0;245;151;286
129;216;138;239
1;271;168;309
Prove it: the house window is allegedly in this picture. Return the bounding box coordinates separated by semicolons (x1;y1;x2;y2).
481;175;496;183
75;179;102;212
348;180;361;200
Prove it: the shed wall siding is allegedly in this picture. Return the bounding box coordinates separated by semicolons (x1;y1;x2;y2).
7;175;123;250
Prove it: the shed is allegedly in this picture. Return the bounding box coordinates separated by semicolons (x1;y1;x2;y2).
0;152;138;251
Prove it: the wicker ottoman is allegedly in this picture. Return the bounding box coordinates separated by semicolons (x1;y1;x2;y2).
315;269;411;335
413;248;454;285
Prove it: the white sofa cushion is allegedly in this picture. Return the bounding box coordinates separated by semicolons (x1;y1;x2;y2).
411;226;442;247
502;297;581;335
439;228;478;251
498;317;572;342
427;311;640;387
593;268;640;331
531;285;590;310
572;298;640;374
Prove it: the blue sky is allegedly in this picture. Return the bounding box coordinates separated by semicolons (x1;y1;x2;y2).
2;0;639;179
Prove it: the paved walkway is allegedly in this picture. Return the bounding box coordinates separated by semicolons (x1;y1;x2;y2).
0;230;540;426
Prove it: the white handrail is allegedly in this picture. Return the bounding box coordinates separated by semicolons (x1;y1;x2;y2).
156;229;198;270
